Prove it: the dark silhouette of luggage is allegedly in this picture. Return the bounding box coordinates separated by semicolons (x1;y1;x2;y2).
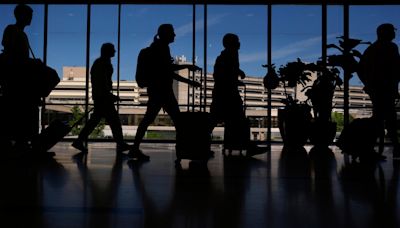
175;69;211;163
336;118;380;161
175;111;212;162
32;108;93;153
37;63;60;97
223;83;249;154
28;47;60;98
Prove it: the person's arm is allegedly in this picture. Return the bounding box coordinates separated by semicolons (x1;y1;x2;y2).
172;73;201;87
170;63;202;87
238;69;246;79
1;26;12;51
171;63;201;72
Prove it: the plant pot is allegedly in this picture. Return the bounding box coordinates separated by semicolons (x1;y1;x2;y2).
278;104;311;148
309;120;337;147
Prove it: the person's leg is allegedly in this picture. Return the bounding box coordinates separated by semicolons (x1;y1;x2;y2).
128;100;160;160
102;101;130;153
102;102;124;143
161;92;181;131
132;99;161;150
72;108;102;152
371;96;389;160
384;100;400;158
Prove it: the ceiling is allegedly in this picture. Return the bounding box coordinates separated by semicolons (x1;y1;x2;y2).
1;0;400;5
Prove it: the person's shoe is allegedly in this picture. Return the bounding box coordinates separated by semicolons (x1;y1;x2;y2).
128;148;150;161
116;143;131;154
246;145;267;157
72;140;88;153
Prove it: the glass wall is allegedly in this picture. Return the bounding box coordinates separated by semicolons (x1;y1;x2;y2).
272;5;321;70
1;3;398;142
47;4;87;106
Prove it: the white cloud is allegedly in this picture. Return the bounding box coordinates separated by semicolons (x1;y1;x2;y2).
240;52;267;63
220;33;340;65
272;33;338;61
175;13;228;38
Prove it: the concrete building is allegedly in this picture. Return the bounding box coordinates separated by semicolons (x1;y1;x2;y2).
45;58;373;140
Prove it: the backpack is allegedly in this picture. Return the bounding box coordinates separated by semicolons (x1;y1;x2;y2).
135;47;153;88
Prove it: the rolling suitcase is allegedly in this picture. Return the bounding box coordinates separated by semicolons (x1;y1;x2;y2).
32;108;93;153
223;117;250;154
336;118;380;161
175;111;211;162
175;69;212;163
223;83;250;154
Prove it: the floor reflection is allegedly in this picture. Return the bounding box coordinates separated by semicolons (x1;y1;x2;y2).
0;142;399;228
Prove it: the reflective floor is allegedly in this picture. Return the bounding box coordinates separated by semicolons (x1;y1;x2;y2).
0;142;399;228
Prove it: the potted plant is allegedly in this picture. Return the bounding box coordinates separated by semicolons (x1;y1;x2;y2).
263;58;314;149
263;37;369;150
310;37;370;148
303;62;342;147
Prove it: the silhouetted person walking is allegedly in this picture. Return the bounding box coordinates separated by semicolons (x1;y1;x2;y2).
129;24;201;160
358;23;400;160
210;33;265;156
72;43;130;154
1;4;40;153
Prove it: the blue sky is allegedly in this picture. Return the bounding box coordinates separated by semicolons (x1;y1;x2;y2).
1;4;400;86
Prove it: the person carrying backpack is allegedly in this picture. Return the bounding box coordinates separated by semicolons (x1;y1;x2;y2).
129;24;201;160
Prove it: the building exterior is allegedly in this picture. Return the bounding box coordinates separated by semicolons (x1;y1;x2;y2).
45;58;374;140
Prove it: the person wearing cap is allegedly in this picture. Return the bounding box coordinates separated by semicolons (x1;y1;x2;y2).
358;23;400;160
129;24;201;160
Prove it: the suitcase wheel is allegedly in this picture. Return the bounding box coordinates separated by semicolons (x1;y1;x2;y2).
175;159;182;167
222;148;233;156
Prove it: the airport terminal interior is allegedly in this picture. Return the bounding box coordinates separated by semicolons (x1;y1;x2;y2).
1;0;400;228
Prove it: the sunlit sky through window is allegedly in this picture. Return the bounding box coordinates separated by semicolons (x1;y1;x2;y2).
1;4;400;86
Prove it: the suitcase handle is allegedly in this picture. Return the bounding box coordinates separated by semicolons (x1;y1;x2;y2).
186;68;204;112
70;107;95;128
238;81;246;113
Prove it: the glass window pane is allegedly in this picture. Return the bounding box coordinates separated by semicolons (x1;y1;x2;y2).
45;5;88;135
90;5;118;80
272;5;322;68
86;5;120;139
271;5;321;142
47;5;87;108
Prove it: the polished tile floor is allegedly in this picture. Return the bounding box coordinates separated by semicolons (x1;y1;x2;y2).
0;142;399;228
